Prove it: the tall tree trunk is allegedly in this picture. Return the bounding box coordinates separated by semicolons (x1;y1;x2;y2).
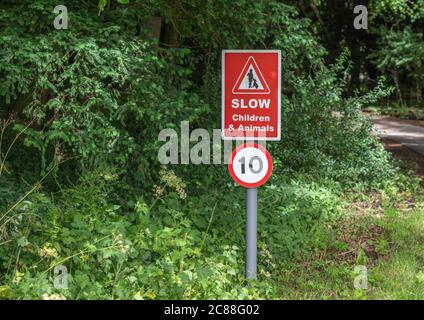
391;69;403;106
416;78;422;104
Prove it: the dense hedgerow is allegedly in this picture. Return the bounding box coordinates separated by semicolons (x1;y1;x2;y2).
0;0;395;187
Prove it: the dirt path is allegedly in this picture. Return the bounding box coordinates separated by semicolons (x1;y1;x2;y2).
373;116;424;156
371;115;424;181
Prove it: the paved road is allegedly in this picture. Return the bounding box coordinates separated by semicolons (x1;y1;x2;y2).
373;117;424;156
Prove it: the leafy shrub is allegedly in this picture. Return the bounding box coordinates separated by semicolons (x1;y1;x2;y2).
0;169;352;299
0;0;208;184
0;172;276;299
260;177;344;260
271;52;396;188
1;0;397;189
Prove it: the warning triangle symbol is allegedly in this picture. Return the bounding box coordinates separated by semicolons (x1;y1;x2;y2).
232;56;270;95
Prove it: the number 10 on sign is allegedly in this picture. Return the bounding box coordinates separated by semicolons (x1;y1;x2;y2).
229;144;272;189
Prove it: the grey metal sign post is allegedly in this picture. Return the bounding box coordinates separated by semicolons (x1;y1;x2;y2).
246;187;258;279
228;144;272;280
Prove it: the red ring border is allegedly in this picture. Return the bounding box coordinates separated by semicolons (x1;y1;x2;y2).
228;143;273;188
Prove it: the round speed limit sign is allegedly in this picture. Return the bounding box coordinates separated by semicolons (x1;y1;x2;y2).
228;143;273;188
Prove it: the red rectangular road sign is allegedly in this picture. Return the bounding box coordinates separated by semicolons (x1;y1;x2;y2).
222;50;281;141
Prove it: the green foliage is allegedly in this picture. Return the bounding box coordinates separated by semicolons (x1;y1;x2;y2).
0;0;395;188
0;0;416;300
261;178;344;259
0;0;208;182
371;28;424;77
368;103;424;120
0;167;346;299
370;0;424;22
1;169;421;299
367;1;424;105
0;173;277;299
370;27;424;104
275;52;395;187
